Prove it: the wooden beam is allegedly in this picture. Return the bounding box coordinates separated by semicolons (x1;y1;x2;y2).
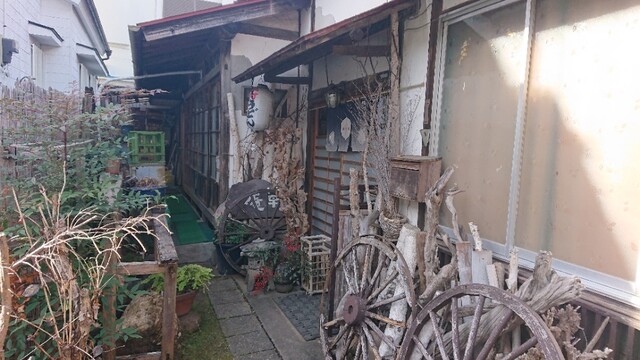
332;45;390;57
230;22;299;41
116;261;164;276
264;74;310;84
142;0;308;41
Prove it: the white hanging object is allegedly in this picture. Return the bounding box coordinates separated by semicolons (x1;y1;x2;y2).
246;84;274;131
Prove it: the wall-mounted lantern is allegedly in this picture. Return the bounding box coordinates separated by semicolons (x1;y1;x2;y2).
324;83;341;109
246;84;274;131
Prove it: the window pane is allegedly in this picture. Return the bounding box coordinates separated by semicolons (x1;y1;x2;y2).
516;0;640;280
437;1;527;243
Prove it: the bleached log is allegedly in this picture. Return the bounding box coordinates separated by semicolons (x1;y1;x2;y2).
486;264;500;287
379;223;418;357
227;93;242;184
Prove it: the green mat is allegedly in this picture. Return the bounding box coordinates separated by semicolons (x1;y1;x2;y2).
166;195;215;246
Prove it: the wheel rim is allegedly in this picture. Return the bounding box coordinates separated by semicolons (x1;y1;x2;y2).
218;188;286;275
397;283;564;360
320;235;416;359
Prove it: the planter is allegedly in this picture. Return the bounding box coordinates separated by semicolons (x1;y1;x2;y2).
106;159;121;175
274;282;294;293
176;291;197;316
379;212;407;242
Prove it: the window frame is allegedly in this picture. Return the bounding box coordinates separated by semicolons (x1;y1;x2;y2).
429;0;639;304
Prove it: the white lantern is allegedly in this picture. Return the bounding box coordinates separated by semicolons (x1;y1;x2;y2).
246;84;274;131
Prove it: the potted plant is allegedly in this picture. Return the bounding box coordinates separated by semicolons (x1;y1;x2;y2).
273;260;296;293
142;264;214;316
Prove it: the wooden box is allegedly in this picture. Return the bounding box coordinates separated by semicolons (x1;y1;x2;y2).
389;156;442;202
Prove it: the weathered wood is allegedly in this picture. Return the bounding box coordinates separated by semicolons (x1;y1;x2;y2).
116;261;164;276
227;92;242;184
471;249;493;285
161;262;178;359
455;241;472;285
379;224;419;357
230;22;299;41
116;352;161;360
263;75;310;84
389;156;442;203
141;0;308;41
332;45;390;57
416;231;427;294
154;217;178;263
0;235;10;360
389;11;401;157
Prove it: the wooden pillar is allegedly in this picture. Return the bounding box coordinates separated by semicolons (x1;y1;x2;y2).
388;11;401;156
0;235;11;360
102;258;117;360
161;262;177;359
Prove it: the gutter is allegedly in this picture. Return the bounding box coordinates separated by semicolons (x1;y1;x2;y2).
77;43;109;76
85;0;111;60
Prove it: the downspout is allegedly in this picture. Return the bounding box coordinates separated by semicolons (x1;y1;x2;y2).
86;0;111;60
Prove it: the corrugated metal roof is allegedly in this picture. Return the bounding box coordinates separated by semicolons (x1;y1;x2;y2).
232;0;416;83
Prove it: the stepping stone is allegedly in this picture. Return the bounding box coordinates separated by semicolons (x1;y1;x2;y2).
212;301;252;319
235;349;281;360
227;330;274;356
219;315;261;337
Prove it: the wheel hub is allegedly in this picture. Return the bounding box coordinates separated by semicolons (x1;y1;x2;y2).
343;295;367;325
260;226;275;240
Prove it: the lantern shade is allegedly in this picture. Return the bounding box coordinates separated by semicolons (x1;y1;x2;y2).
246;84;274;131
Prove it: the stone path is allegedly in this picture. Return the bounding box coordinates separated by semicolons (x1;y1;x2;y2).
207;276;324;360
208;277;281;360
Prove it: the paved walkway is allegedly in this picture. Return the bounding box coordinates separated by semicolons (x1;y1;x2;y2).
207;276;323;360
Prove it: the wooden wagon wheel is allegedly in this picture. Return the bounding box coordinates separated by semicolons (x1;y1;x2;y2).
397;283;563;360
320;235;417;359
217;188;286;275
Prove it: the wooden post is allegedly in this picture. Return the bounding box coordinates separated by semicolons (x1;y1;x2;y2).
388;11;401;156
102;258;117;360
161;262;177;359
0;235;11;360
327;177;341;322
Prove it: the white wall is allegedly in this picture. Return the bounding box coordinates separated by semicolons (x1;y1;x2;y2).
314;0;387;30
0;0;108;90
94;0;163;77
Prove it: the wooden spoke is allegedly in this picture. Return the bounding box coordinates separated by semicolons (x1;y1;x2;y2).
451;297;461;360
429;311;450;360
361;324;382;360
367;292;405;310
321;236;415;360
463;295;486;360
501;336;538;360
364;318;396;350
366;268;398;302
365;311;405;328
397;284;563;360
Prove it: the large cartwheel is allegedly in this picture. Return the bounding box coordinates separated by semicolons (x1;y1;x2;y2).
397;283;564;360
217;181;286;275
320;235;417;359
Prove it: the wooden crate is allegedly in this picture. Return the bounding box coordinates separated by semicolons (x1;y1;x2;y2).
389;156;442;202
301;234;331;294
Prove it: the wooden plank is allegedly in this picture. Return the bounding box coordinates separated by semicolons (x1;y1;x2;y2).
116;352;161;360
161;262;178;359
154;217;178;263
116;261;164;275
332;45;390;57
218;43;231;204
231;22;299;41
142;0;308;41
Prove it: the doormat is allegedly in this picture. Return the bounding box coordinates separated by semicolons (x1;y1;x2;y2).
274;292;322;341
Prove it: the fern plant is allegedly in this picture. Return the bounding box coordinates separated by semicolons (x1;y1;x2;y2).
143;264;214;294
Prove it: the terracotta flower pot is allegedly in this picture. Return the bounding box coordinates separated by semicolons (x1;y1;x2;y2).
175;291;197;316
